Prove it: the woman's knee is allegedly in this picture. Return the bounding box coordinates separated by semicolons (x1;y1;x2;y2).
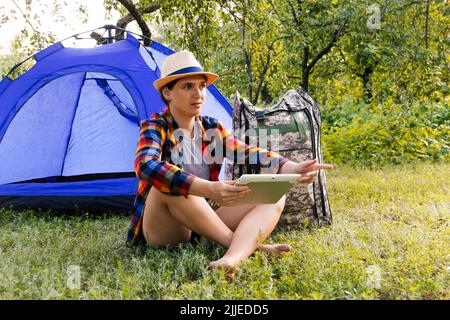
276;195;286;213
253;195;285;218
145;228;192;247
150;187;186;206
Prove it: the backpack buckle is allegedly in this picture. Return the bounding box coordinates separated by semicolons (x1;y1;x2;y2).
256;110;265;121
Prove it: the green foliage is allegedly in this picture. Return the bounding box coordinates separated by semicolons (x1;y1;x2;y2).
141;1;448;167
1;0;448;166
0;0;73;78
0;54;21;78
322;97;450;166
0;164;448;299
211;0;288;103
149;0;221;66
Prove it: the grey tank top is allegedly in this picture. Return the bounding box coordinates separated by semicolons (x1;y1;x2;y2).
180;135;210;180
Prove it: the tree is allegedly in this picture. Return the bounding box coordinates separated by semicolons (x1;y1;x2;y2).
0;0;88;78
265;0;358;93
103;0;160;45
103;0;221;65
214;0;287;104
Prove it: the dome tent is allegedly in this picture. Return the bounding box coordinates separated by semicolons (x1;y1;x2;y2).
0;30;232;212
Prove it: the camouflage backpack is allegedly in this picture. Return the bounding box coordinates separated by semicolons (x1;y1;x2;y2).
225;89;332;227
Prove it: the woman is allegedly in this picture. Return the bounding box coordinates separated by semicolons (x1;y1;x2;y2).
126;51;333;271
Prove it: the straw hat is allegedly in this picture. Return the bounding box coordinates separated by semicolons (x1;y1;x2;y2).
153;51;219;91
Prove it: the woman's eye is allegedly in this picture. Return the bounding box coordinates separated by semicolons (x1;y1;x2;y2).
183;83;205;90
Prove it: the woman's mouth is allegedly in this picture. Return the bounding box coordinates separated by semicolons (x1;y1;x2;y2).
191;102;202;108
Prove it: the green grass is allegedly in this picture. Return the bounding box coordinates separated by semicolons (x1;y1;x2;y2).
0;163;449;300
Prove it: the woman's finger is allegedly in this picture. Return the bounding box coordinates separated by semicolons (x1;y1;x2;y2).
298;162;333;174
297;171;316;181
316;164;333;170
304;164;333;173
305;170;318;177
236;185;251;192
301;159;317;167
298;176;315;184
226;184;251;192
223;191;248;201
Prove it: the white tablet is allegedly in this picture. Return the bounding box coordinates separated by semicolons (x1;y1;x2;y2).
230;174;301;206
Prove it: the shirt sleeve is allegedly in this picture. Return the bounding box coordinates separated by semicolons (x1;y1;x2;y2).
134;118;195;197
217;121;288;174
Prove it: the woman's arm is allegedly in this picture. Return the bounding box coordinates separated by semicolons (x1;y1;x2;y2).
134;118;196;197
217;121;288;174
213;120;333;182
190;177;250;206
279;159;334;183
135;117;250;204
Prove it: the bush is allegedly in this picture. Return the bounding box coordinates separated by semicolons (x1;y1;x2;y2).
321;97;449;166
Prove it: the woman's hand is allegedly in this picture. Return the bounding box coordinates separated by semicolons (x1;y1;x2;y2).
208;180;251;207
279;159;333;184
190;178;251;207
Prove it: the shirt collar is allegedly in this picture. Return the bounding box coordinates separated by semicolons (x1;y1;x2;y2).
163;107;206;140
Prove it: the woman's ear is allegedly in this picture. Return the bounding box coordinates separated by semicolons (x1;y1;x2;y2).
162;87;171;102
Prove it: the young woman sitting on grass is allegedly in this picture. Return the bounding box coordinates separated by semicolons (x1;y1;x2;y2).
126;51;333;272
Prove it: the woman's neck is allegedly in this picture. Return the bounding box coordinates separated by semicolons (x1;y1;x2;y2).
169;107;195;135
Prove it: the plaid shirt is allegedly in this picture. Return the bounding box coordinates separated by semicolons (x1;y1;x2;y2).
126;107;288;246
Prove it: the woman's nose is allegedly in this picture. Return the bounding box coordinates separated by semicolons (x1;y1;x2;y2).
193;86;203;98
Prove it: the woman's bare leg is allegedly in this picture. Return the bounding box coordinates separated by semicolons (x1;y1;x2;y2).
143;188;289;271
142;188;190;246
142;187;234;247
209;195;290;270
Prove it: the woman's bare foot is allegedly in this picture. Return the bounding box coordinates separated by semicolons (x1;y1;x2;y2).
208;244;291;270
259;243;292;258
208;256;241;270
208;257;241;282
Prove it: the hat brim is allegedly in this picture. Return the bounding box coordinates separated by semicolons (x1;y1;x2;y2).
153;72;219;91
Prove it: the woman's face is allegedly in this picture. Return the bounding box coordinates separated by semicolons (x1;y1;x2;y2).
162;75;207;118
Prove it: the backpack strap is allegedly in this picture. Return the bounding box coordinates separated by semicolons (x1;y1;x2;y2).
255;110;265;127
291;111;307;144
287;105;308;144
255;107;307;144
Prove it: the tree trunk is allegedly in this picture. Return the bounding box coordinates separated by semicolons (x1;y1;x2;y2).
241;14;253;102
115;0;159;46
425;0;430;49
358;66;374;103
302;46;309;91
300;27;345;92
261;84;271;106
253;46;273;105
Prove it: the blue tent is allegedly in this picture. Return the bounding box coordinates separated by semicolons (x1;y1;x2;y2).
0;33;232;212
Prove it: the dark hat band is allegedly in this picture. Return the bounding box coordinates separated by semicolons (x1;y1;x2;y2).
167;66;204;76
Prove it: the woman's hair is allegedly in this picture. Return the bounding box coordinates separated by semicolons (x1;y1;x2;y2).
160;79;179;106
